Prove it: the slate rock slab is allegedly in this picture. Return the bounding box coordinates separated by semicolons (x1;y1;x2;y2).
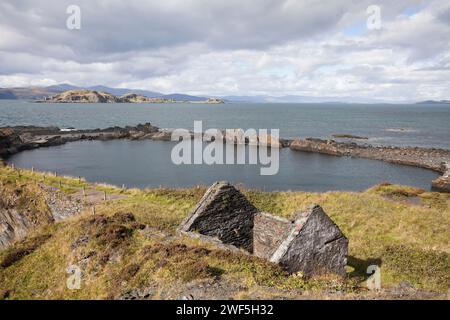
179;181;258;252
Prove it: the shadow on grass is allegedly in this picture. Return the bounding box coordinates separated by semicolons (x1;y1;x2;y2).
347;256;382;279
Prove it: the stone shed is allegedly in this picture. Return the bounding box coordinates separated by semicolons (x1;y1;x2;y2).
179;181;348;277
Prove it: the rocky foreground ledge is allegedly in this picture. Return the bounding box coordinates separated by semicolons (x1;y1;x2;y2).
0;124;449;192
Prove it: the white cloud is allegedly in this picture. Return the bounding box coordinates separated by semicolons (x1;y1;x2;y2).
0;0;449;102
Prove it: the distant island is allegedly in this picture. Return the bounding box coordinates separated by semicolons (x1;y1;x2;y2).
0;83;448;104
0;84;222;103
36;90;224;104
416;100;450;105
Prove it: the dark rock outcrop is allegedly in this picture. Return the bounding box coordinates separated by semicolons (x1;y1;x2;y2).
0;123;161;159
0;183;54;249
332;134;368;140
0;128;22;157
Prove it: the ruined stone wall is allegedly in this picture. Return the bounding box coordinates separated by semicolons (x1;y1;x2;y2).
271;206;348;276
253;212;291;259
180;182;349;277
179;182;258;252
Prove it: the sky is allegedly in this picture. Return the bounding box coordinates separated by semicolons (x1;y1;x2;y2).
0;0;449;102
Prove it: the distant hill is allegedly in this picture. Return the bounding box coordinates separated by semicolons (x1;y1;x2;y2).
0;90;16;99
87;85;162;98
220;94;407;104
3;84;439;104
40;89;120;103
45;84;80;92
36;89;224;104
0;84;206;101
161;93;207;101
416;100;450;105
0;87;65;100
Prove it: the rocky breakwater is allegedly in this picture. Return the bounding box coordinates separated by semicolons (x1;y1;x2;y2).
290;138;450;192
0;124;290;161
216;129;291;148
0;123;168;159
431;163;450;193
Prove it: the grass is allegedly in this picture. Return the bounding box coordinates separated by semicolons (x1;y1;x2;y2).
0;167;449;299
0;234;52;268
0;166;132;196
381;245;449;291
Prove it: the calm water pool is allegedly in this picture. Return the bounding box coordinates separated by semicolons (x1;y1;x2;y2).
6;140;439;191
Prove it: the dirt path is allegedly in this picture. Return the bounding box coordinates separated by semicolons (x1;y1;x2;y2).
40;184;128;221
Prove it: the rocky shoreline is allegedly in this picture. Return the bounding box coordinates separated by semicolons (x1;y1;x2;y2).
0;124;449;192
0;123;169;158
290;138;450;192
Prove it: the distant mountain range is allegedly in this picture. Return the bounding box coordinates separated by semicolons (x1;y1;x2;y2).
416;100;450;104
220;95;369;103
0;84;208;102
0;84;448;104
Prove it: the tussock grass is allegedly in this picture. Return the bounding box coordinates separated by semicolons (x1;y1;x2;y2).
381;245;449;291
0;166;129;195
368;183;425;197
0;234;52;268
0;166;449;299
